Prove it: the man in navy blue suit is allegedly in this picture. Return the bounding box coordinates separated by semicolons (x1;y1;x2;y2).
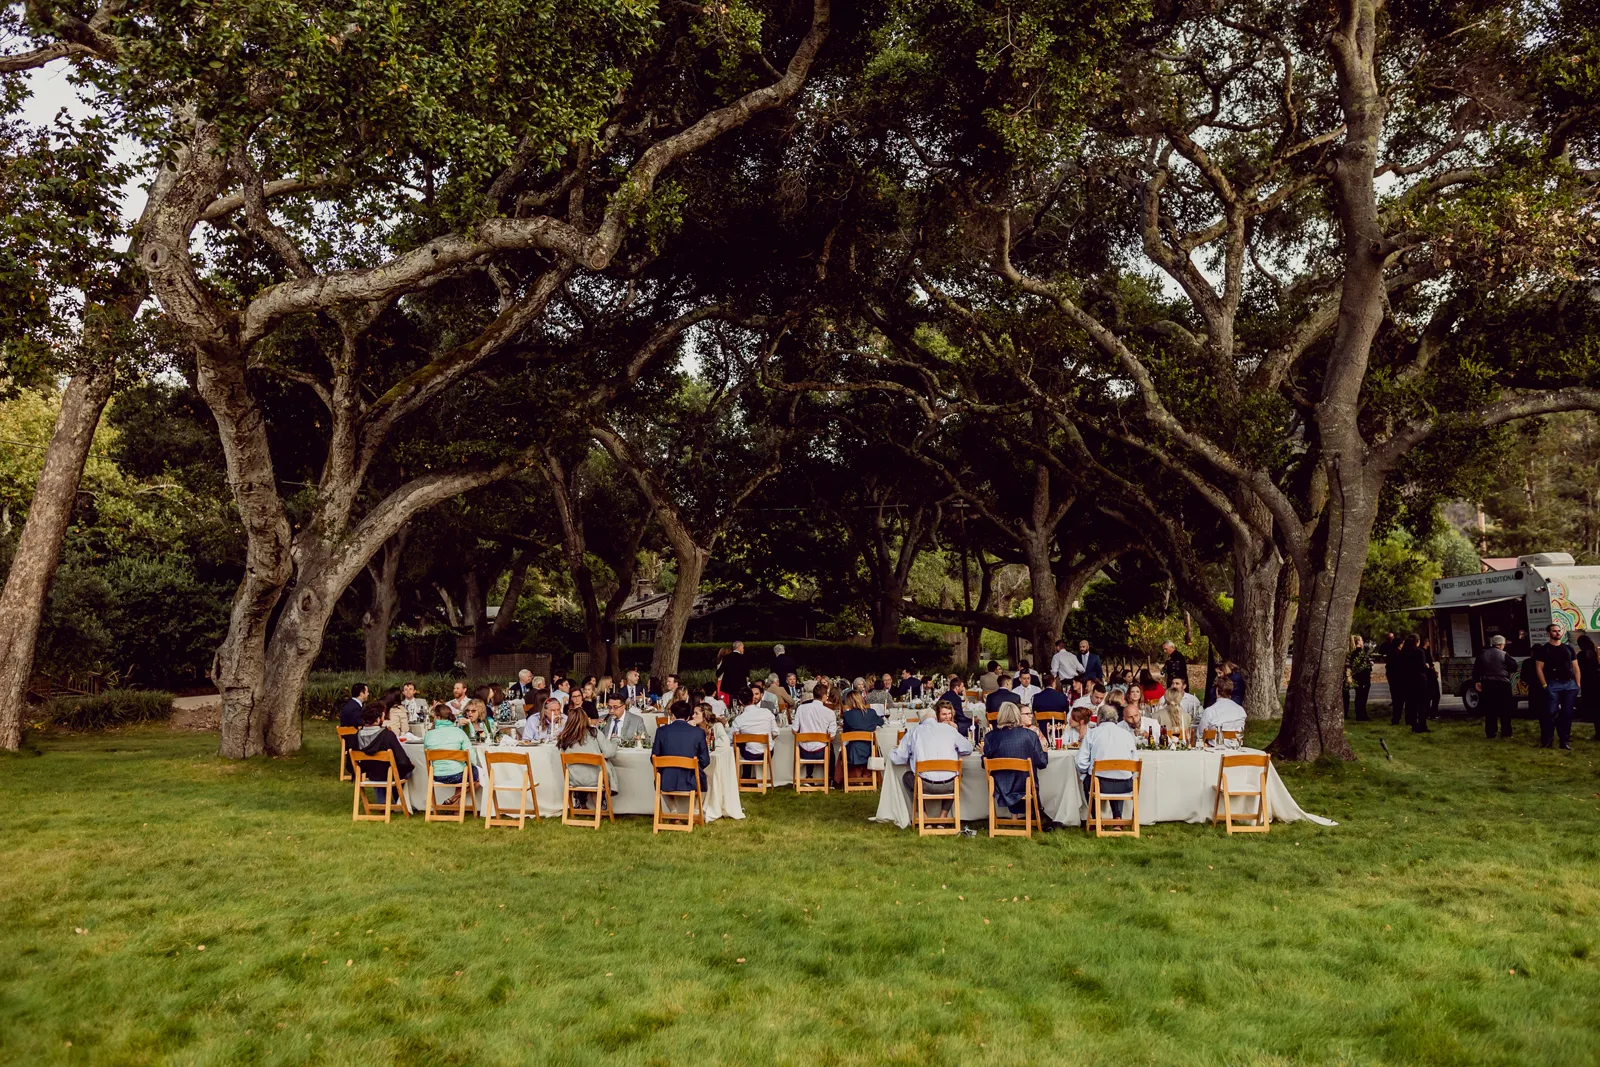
985;675;1020;717
651;704;710;809
1032;675;1070;714
1077;640;1103;684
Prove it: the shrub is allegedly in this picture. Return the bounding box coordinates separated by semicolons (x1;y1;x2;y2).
44;689;176;730
614;640;954;683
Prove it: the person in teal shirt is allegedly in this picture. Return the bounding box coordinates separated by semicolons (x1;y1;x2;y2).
424;708;478;807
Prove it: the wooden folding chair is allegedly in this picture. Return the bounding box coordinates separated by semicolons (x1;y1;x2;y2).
913;759;962;836
1220;729;1243;747
424;749;478;822
1087;758;1141;837
351;750;412;823
840;731;879;792
794;733;831;794
652;755;704;833
560;752;614;828
983;757;1036;838
484;751;539;829
336;726;358;780
733;733;772;794
1202;728;1218;747
1212;752;1271;834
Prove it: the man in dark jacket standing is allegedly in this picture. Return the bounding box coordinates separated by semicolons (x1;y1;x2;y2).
1473;635;1517;739
1162;642;1189;688
651;704;710;804
716;641;749;699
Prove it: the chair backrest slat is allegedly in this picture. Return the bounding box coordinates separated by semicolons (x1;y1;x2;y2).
795;732;831;744
1092;758;1141;773
915;758;962;774
983;757;1033;773
560;752;605;767
732;733;769;748
426;748;469;763
652;755;698;771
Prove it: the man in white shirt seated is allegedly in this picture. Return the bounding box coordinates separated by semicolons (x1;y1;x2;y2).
1050;639;1082;685
551;678;572;708
1119;699;1160;743
1013;670;1042;706
1075;711;1138;821
791;683;839;783
446;680;470;715
703;688;728;721
1199;677;1247;742
891;700;974;817
731;686;781;778
600;695;648;744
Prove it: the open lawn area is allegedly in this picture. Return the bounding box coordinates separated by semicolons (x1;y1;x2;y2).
2;719;1598;1066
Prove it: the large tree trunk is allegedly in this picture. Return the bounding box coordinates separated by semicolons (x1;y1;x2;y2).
0;366;117;750
1230;530;1284;721
650;547;708;681
1277;478;1378;760
196;352;295;760
1273;0;1386;761
871;584;905;647
491;550;530;639
362;527;408;674
254;544;346;756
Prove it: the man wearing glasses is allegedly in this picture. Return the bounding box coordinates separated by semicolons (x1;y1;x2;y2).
1529;623;1582;750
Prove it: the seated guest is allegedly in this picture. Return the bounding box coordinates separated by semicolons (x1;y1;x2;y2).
1018;706;1050;747
550;678;572;708
600;695;648;743
458;699;497;743
356;702;414;783
702;686;728;721
557;705;619;808
398;681;429;723
577;680;599;718
1075;709;1138;822
863;673;893;708
507;669;539;702
1064;705;1094;746
1199;677;1247;741
339;683;370;736
1032;675;1070;715
378;686;408;736
445;680;470;715
983;703;1048;818
1103;691;1126;722
760;675;793;717
1070;684;1095;711
595;675;614;705
615;668;647;707
1013;670;1042;706
691;701;720;749
784;672;804;704
891;700;973;817
1169;676;1202;721
1107;669;1132;697
892;669;923;699
840;691;886;779
985;675;1020;717
793;682;840;781
1119;697;1159;743
521;698;566;742
937;677;974;736
731;685;780;776
1140;668;1166;705
657;674;681;709
423;706;477;807
979;660;1001;693
651;702;711;809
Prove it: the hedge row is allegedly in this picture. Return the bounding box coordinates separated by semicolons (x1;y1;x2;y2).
44;689;176;731
616;640;954;681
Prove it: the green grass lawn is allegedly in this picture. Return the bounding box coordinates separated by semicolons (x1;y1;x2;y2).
2;718;1598;1067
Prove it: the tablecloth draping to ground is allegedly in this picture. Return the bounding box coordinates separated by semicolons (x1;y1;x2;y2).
397;740;744;822
868;725;1335;829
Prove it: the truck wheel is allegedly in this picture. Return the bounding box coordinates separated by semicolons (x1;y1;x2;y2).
1461;688;1481;711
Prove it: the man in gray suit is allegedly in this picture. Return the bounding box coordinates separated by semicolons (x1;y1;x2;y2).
600;695;648;743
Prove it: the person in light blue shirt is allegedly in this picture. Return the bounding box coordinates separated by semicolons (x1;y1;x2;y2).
423;708;478;808
1075;715;1137;822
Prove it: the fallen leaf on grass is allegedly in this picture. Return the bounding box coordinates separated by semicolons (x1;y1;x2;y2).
735;958;746;964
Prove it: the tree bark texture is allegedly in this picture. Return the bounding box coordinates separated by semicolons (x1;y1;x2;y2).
362;527;409;674
0;365;117;750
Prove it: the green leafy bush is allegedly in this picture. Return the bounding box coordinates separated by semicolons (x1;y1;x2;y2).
44;689;176;730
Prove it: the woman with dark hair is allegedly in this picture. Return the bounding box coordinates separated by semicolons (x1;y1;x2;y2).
556;704;618;807
1138;668;1165;705
378;686;407;735
1578;633;1600;735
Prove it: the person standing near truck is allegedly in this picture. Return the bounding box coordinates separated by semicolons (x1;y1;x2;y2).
1529;623;1581;750
1472;635;1518;739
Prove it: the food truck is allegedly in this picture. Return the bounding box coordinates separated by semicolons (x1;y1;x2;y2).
1425;552;1600;710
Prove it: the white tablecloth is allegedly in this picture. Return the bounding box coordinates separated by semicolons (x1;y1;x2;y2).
869;726;1334;829
398;740;743;821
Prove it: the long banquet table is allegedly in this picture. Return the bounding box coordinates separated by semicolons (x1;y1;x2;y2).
397;738;744;822
868;724;1334;829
